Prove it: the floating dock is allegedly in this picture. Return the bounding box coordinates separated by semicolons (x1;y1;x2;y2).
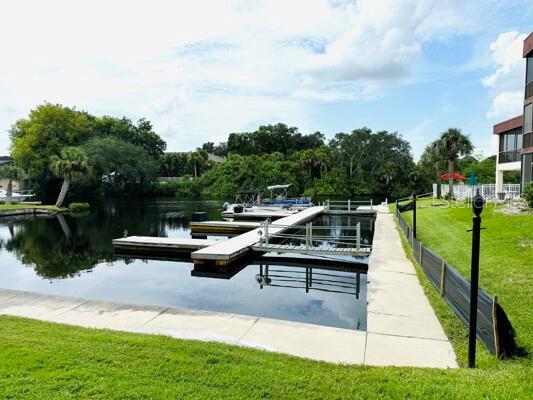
191;206;324;266
190;220;260;235
112;236;218;253
223;209;297;220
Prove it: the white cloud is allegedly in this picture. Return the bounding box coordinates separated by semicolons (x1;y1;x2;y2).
483;31;527;119
0;0;497;154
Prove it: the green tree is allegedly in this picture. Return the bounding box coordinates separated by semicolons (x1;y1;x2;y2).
330;128;372;179
419;140;446;198
93;116;166;158
439;128;473;199
0;165;25;204
83;137;158;192
227;123;324;156
10;104;93;197
186;151;209;179
49;147;90;207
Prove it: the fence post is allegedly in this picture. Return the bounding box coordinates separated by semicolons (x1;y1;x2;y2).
356;222;361;251
265;219;269;245
348;199;351;212
440;259;446;296
305;223;309;250
412;193;417;239
396;199;399;217
492;295;500;358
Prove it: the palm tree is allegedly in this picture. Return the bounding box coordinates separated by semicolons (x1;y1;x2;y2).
50;147;89;207
420;140;446;199
298;149;317;178
0;165;25;204
439;128;473;199
380;162;396;195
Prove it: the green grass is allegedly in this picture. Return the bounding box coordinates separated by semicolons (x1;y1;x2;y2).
389;199;532;370
1;316;532;399
0;204;64;212
0;200;532;398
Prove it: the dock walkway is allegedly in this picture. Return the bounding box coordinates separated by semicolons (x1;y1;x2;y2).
190;220;260;235
191;206;324;265
113;236;217;252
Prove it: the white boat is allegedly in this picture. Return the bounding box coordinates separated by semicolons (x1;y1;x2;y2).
221;188;302;219
0;189;35;203
261;184;313;209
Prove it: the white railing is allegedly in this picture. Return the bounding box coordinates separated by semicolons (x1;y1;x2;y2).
323;199;373;212
433;184;521;201
258;220;368;252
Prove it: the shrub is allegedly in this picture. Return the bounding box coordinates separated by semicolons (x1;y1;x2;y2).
68;202;90;212
523;182;533;208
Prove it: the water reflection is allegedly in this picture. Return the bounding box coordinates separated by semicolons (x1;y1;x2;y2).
0;199;371;330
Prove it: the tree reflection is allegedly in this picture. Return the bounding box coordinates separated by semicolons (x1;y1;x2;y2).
2;198;215;279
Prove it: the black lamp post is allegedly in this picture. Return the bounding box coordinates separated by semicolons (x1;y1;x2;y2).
468;191;485;368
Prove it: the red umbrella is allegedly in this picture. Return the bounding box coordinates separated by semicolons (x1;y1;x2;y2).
440;172;465;180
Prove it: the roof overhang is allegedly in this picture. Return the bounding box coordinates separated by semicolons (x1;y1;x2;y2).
493;115;523;135
524;32;533;57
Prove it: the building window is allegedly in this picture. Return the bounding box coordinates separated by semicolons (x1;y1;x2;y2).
525;103;533;134
527;57;533;85
498;129;522;163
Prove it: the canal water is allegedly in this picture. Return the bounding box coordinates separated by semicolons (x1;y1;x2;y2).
0;199;374;330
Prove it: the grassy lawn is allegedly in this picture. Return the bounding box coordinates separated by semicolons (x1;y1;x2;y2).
0;200;531;398
390;199;532;369
0;316;532;399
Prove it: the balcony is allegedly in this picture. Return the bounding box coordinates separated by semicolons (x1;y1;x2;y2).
498;150;521;163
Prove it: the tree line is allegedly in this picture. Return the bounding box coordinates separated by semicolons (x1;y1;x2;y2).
3;102;506;205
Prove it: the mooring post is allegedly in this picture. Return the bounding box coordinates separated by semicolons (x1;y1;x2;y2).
468;191;485;368
309;221;313;248
356;222;361;251
265;219;270;245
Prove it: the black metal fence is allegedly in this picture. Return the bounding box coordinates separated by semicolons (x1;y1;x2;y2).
396;208;517;358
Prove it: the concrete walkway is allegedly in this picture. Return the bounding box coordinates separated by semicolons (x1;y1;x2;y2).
365;205;457;367
0;206;457;368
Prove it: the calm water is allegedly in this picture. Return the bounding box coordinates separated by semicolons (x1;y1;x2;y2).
0;199;373;330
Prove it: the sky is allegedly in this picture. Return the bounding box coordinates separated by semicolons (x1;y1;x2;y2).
0;0;532;160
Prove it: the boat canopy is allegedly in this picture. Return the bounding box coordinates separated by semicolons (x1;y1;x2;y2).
235;189;260;205
266;184;291;191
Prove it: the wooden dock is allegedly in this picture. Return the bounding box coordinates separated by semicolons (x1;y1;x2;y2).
112;236;218;252
190;220;260;235
223;209;297;220
191;206;325;265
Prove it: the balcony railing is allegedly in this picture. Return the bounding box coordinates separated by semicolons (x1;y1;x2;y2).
498;150;521;163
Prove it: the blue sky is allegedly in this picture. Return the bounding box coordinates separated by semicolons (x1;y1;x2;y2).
0;0;532;160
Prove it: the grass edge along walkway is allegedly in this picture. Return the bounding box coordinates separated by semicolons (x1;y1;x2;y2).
1;315;532;399
389;199;531;371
